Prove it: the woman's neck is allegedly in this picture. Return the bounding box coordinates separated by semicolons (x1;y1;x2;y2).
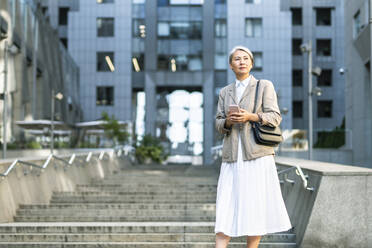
236;73;250;82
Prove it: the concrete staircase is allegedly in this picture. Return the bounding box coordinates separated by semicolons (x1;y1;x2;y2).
0;164;297;247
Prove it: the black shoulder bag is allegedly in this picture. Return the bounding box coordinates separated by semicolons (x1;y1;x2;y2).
251;80;283;147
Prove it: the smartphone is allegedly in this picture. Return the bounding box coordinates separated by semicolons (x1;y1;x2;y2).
229;105;240;113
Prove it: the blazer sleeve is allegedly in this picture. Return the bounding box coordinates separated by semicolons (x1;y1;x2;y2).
215;89;231;135
258;81;282;127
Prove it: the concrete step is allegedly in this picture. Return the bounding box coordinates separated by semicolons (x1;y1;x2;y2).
14;216;216;222
77;184;217;189
0;242;297;247
18;203;216;210
4;162;296;248
0;233;296;242
15;209;215;217
49;196;216;204
52;191;217;196
75;188;217;193
90;181;217;186
0;223;216;233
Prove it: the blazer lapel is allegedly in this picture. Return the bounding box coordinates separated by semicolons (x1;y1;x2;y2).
227;83;238;105
239;76;258;104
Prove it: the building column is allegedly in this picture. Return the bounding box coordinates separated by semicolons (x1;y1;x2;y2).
144;0;157;136
145;73;156;135
202;0;215;165
203;74;214;165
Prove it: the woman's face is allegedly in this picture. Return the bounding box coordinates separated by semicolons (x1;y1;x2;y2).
229;50;253;76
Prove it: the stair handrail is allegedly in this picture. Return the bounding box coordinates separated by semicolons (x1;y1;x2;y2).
278;165;315;192
211;144;314;192
0;150;110;179
211;144;223;160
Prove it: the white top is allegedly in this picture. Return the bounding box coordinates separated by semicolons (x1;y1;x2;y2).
234;75;251;162
235;75;251;101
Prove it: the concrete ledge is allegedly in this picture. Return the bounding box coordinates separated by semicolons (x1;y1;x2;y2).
0;151;123;223
276;156;372;175
275;156;372;248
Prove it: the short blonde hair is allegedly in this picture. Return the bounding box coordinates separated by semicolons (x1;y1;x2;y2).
229;46;254;65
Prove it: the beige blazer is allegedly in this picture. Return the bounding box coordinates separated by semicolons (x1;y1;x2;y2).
215;75;282;162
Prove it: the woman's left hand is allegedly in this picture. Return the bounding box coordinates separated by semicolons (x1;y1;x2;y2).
230;109;255;123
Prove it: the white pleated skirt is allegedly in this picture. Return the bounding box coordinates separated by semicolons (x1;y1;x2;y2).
214;138;292;237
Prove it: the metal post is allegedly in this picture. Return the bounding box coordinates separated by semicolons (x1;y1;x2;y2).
32;20;38;118
2;41;8;159
308;40;313;160
51;88;54;155
369;0;372;162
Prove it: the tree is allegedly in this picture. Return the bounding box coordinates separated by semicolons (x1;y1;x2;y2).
101;112;129;146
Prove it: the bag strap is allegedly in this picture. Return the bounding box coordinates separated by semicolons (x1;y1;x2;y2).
252;80;260;114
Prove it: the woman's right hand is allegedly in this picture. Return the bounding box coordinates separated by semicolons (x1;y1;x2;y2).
225;111;235;128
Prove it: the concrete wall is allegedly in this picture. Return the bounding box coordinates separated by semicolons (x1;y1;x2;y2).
277;148;353;165
344;0;372;168
0;150;125;223
276;156;372;248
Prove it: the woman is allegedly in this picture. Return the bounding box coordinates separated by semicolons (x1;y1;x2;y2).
215;46;292;248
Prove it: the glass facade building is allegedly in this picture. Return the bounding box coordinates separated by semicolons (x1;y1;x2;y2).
40;0;345;164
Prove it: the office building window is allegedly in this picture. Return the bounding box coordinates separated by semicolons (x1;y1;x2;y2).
158;0;203;5
58;7;69;26
252;52;262;71
245;18;262;37
133;19;146;38
215;19;227;37
246;0;261;4
170;0;203;4
42;7;48;15
157;22;202;39
292;39;302;55
60;38;68;49
133;0;145;3
215;54;227;70
97;52;115;72
353;10;362;38
157;54;202;71
97;18;114;37
317;100;332;118
293;101;303;118
97;0;114;3
290;8;302;26
292;70;303;87
316;39;331;56
215;0;226;3
317;69;332;86
316;8;331;26
96;86;114;106
132;53;145;72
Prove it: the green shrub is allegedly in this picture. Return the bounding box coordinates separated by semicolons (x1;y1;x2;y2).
26;141;42;149
102;112;130;146
78;141;98;148
135;135;168;164
314;118;346;148
54;141;70;149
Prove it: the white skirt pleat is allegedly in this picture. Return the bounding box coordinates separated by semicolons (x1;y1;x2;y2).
214;138;292;237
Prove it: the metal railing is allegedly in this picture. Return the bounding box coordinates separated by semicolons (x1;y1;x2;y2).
277;166;315;192
0;149;124;180
210;144;315;192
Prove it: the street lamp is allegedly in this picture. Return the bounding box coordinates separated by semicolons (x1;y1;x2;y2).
51;89;63;154
300;41;322;160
